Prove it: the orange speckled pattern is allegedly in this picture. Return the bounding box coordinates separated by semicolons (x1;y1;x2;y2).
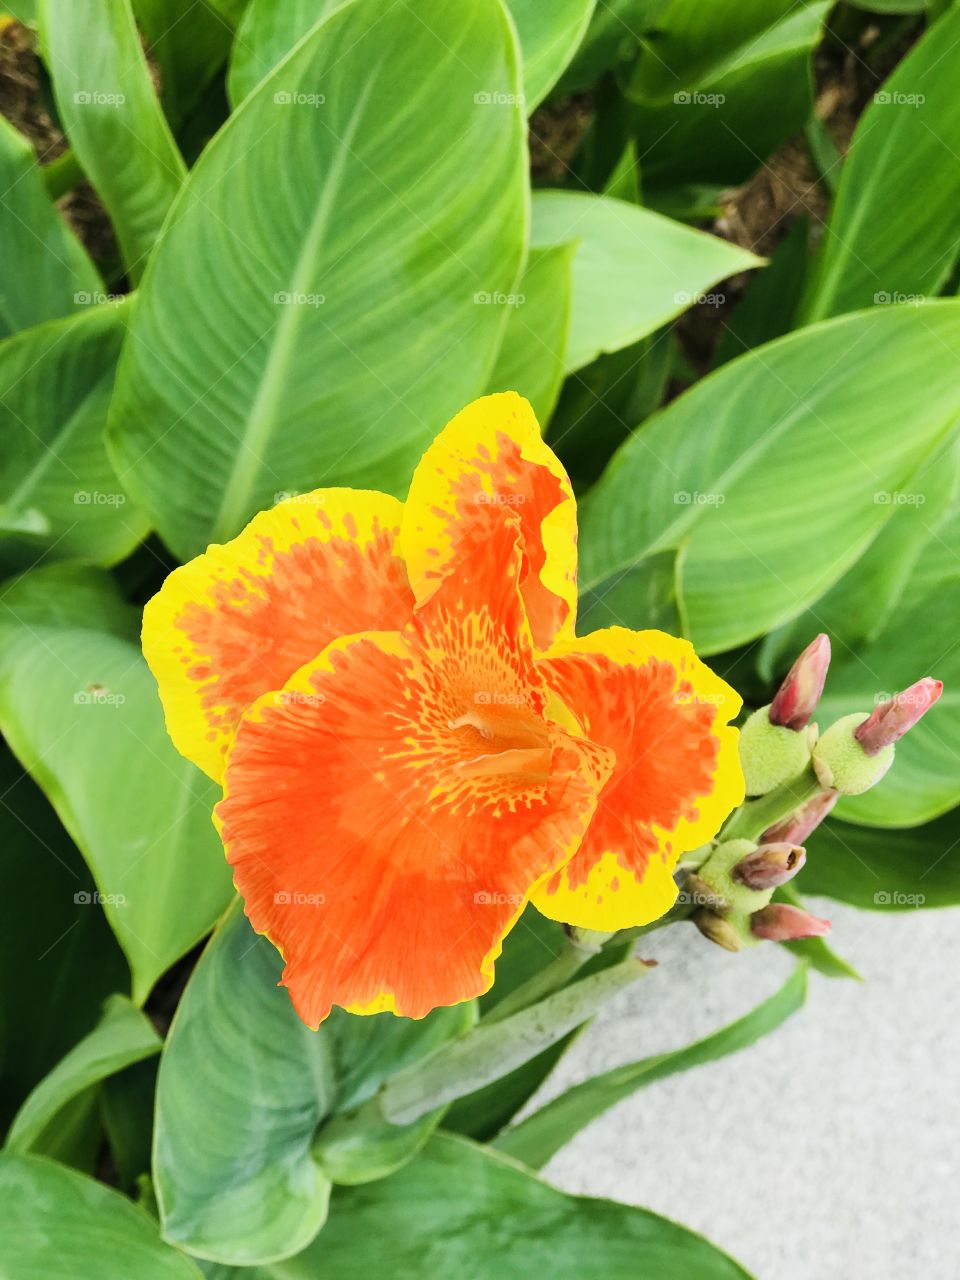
142;491;413;781
401;392;577;651
216;522;612;1025
532;628;744;931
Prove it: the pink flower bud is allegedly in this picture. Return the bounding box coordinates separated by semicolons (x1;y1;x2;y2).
751;903;830;942
732;842;806;890
762;790;839;844
769;634;831;730
855;679;943;756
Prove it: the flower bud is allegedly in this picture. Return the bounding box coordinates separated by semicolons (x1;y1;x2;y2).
692;909;742;952
812;713;894;795
750;903;830;941
769;634;830;731
738;707;812;796
855;679;943;755
732;842;806;890
761;789;838;844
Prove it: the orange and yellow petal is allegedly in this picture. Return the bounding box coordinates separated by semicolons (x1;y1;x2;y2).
400;392;577;652
216;522;612;1026
142;490;413;782
532;628;744;931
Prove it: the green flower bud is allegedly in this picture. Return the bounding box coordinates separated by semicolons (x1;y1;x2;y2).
812;713;895;795
738;706;813;796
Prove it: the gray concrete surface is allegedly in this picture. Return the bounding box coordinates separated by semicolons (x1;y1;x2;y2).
538;900;960;1279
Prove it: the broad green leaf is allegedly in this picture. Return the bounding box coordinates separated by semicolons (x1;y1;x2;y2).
495;965;807;1168
507;0;597;108
0;578;233;1002
0;305;148;572
155;904;472;1265
578;303;960;655
39;0;187;281
198;1134;753;1279
109;0;528;560
486;243;576;423
227;0;341;106
0;1152;203;1280
6;995;159;1155
632;0;818;102
207;0;248;22
800;5;960;322
632;4;828;189
380;957;648;1125
531;190;761;372
133;0;234;125
759;436;960;673
713;216;810;368
0;560;138;640
0;748;127;1134
801;812;960;910
0;116;100;336
228;0;594;111
557;0;659;94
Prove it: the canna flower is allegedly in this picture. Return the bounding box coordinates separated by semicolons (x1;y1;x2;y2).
143;394;744;1026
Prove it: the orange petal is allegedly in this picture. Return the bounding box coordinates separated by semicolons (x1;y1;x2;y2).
216;522;611;1026
142;491;413;781
401;392;577;652
532;628;744;931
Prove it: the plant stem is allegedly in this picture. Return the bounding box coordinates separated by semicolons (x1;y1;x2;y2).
483;927;614;1024
720;766;823;843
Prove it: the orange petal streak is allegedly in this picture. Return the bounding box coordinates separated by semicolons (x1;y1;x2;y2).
142;491;413;781
532;628;744;931
401;392;577;651
216;523;611;1026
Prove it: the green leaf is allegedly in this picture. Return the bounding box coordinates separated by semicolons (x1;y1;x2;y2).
0;747;127;1134
713;216;810;368
227;0;594;111
38;0;187;282
495;964;807;1168
109;0;528;560
507;0;597;109
578;303;960;655
226;0;342;106
800;5;960;322
6;995;159;1156
632;3;828;190
0;116;100;336
133;0;234;126
531;190;761;372
632;0;819;102
0;1152;203;1280
0;305;148;573
557;0;658;94
155;903;472;1265
380;957;649;1125
800;811;960;910
486;243;576;423
0;572;233;1002
198;1134;754;1279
